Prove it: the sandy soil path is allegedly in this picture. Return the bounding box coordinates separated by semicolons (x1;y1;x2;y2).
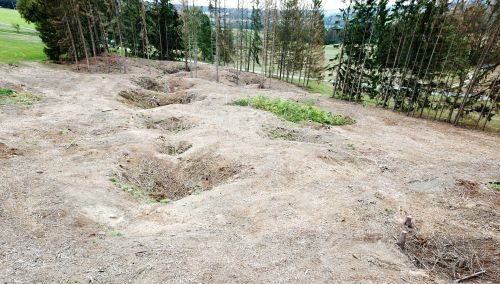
1;60;498;283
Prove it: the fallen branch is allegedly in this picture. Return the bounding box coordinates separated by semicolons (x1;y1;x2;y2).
454;270;486;283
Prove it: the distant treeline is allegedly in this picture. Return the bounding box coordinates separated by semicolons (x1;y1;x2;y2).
17;0;326;87
330;0;499;130
0;0;16;9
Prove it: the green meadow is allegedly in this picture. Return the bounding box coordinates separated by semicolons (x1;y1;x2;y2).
0;8;46;63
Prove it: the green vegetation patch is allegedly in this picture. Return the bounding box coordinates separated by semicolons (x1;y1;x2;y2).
0;8;45;63
0;88;39;105
0;88;14;96
0;32;46;63
0;8;36;29
488;181;500;192
231;96;354;126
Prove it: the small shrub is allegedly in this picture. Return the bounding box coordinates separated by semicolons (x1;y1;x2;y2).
0;88;14;96
231;96;354;126
11;23;21;33
488;181;500;191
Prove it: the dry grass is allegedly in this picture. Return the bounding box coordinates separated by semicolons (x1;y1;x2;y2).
144;116;196;132
119;89;199;108
0;142;21;158
403;230;495;281
157;138;192;155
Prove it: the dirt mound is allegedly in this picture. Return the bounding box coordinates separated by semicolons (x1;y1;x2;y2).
122;77;199;108
225;69;265;86
119;152;241;201
0;142;21;158
145;116;196;132
158;63;185;74
167;78;195;92
119;89;200;108
133;77;195;93
157;138;192;155
133;77;163;91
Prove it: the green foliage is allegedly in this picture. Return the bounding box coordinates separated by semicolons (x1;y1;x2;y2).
488;182;500;192
231;96;354;126
197;11;213;62
17;0;64;61
330;0;498;130
145;0;183;60
0;88;14;96
11;23;20;33
250;2;263;66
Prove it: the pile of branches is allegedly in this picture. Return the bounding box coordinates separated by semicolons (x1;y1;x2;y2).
404;230;485;281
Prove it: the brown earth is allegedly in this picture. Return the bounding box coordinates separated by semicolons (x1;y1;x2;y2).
0;58;499;283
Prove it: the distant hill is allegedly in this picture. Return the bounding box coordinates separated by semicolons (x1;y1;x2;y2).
172;4;341;29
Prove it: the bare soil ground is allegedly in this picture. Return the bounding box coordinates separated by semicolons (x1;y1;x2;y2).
1;57;499;283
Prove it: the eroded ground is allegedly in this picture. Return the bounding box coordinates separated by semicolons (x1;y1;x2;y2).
0;58;499;283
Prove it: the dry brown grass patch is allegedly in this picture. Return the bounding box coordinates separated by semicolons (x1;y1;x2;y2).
157;138;192;155
145;116;196;132
0;142;21;158
119;89;200;108
402;229;498;282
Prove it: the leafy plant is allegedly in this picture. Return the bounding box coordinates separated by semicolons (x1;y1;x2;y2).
0;88;14;96
11;23;20;33
488;182;500;192
231;96;355;126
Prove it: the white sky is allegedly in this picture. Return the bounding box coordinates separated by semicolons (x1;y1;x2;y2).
172;0;350;11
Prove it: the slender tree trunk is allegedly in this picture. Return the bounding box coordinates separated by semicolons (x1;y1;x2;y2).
64;11;79;68
140;0;149;59
215;0;220;82
454;25;499;125
72;0;90;71
332;0;351;98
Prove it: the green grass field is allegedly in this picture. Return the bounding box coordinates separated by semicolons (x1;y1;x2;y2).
324;44;340;63
0;8;46;63
0;7;36;29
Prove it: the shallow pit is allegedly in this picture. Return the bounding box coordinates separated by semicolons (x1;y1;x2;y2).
119;152;241;201
119;89;200;108
121;77;199;108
